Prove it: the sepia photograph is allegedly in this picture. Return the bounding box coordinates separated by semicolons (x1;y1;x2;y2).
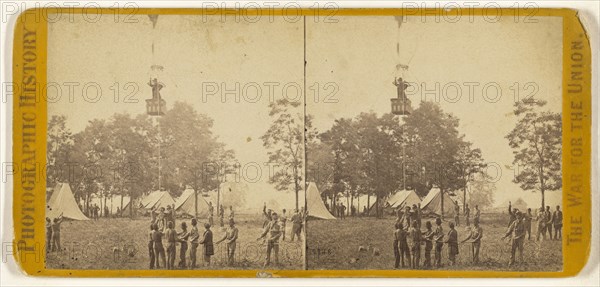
304;15;564;272
45;13;306;270
43;11;568;273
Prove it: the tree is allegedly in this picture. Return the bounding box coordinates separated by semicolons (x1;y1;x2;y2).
466;173;495;209
456;142;486;209
47;115;74;188
403;101;477;218
506;99;562;208
261;98;304;210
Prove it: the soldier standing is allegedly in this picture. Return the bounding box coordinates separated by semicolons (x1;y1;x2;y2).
552;206;563;240
189;219;200;269
423;221;434;268
257;212;282;267
544;206;553;238
395;222;411;268
409;221;422;269
461;219;483;263
216;218;239;265
454;205;460;227
503;211;526;266
536;207;546;240
446;222;459;266
433;217;444;267
524;208;533;240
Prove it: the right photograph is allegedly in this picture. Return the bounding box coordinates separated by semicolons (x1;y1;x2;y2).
304;15;564;271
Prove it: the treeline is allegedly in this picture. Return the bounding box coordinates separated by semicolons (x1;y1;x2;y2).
306;101;487;217
47;101;236;216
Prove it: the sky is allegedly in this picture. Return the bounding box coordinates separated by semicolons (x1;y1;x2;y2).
48;13;563;211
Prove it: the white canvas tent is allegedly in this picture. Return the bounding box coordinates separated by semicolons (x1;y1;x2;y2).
140;191;175;210
420;188;457;217
306;182;336;220
175;187;211;217
387;189;421;209
47;182;89;220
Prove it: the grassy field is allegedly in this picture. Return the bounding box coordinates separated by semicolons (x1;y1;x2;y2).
306;213;562;271
46;215;304;270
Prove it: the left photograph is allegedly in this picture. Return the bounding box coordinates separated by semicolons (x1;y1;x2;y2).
45;13;306;270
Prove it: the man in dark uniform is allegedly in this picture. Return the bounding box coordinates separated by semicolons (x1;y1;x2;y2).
552;205;563;240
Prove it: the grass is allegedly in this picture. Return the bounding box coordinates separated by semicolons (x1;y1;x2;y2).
46;215;304;270
306;213;563;271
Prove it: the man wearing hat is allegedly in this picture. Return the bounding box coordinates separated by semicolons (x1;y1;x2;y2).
503;210;526;266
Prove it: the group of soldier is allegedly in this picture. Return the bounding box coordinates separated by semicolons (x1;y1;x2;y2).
392;202;563;269
393;203;481;269
147;203;306;269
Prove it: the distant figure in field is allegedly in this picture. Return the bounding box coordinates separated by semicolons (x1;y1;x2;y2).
165;221;177;269
544;206;553;238
189;219;200;268
433;217;444;267
409;221;422;269
199;223;214;266
394;222;410;268
464;204;471;227
507;201;517;227
219;204;225;227
552;205;563;240
151;223;166;268
339;203;346;219
51;214;64;252
290;209;303;242
536;207;547;241
229;205;235;220
503;211;526;266
461;218;483;263
216;218;238;265
177;222;190;268
208;202;214;226
453;204;460;227
104;205;109;218
422;221;434;268
45;217;53;253
351;205;356;217
524;208;533;240
446;222;459;266
280;209;288;241
363;206;367;216
258;212;282;266
474;205;481;224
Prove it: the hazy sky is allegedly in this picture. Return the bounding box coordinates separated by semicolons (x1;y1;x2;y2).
306;16;563;208
48;14;563;210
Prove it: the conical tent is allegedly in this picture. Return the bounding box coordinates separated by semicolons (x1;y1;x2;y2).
47;183;89;220
387;189;421;209
306;182;336;220
175;187;210;217
141;191;175;210
420;188;457;217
